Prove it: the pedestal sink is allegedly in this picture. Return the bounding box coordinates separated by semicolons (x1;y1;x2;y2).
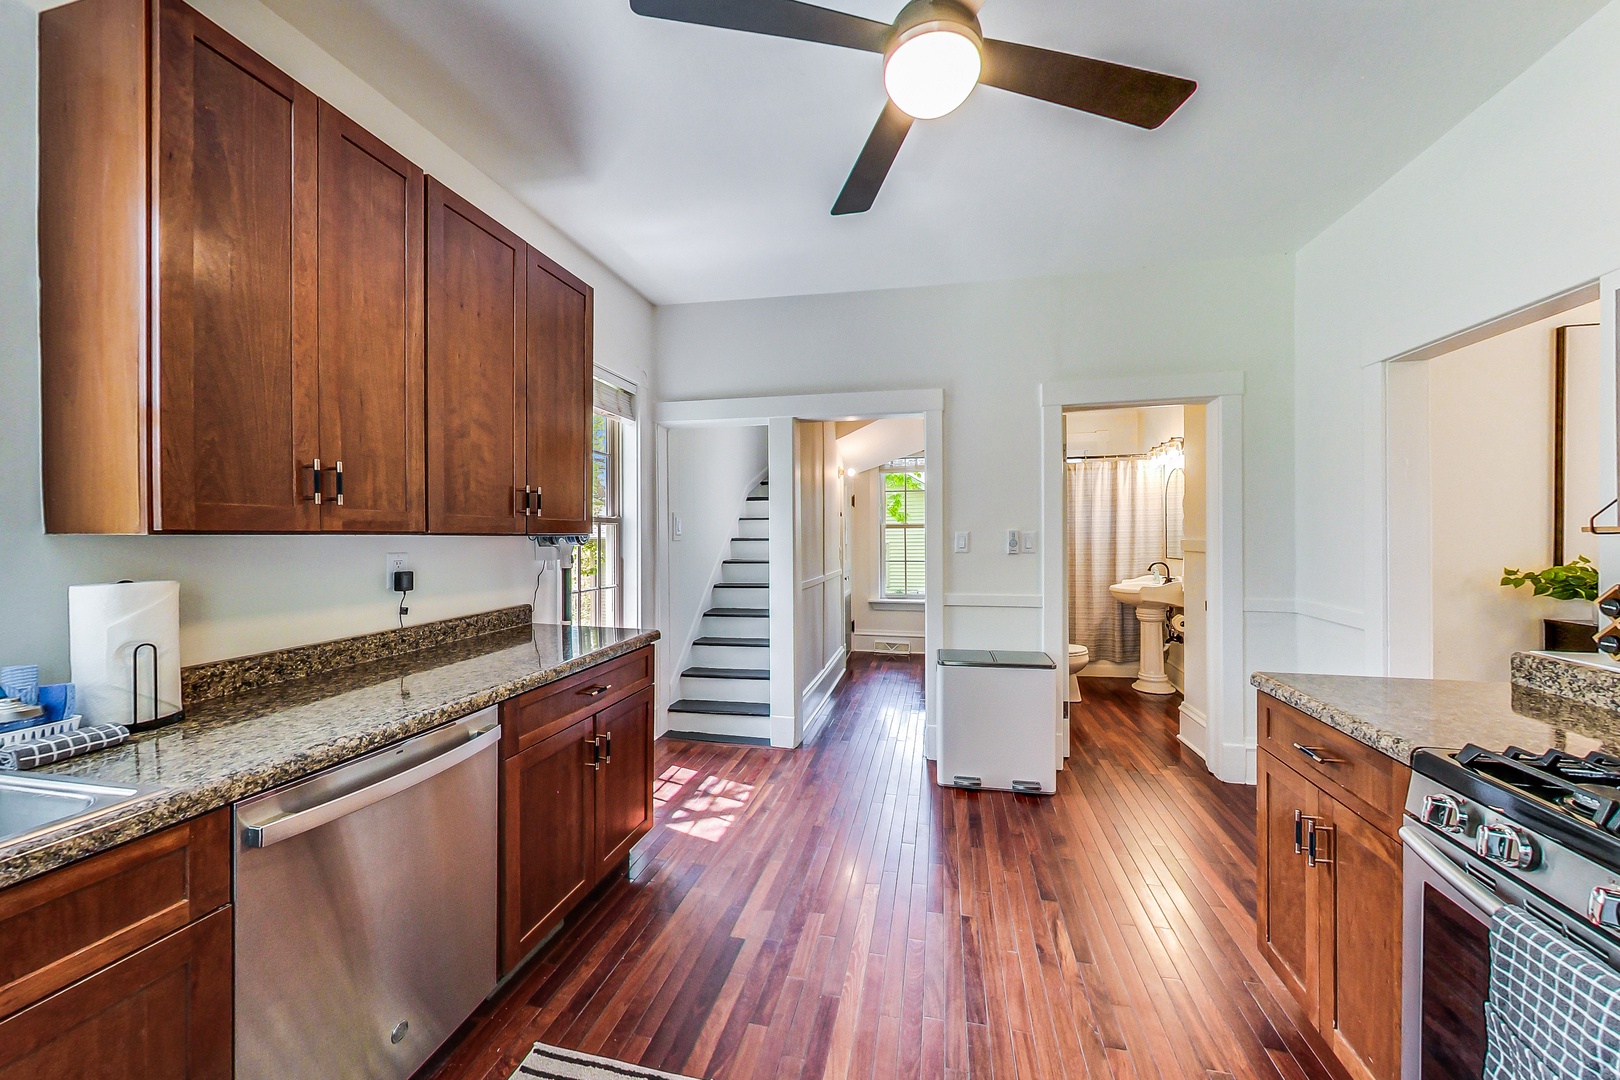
1109;575;1185;695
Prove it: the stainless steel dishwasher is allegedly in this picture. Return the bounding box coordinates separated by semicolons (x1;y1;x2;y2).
234;708;500;1080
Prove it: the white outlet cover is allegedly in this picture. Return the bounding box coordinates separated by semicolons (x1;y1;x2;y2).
1020;530;1037;554
386;552;409;588
953;531;970;553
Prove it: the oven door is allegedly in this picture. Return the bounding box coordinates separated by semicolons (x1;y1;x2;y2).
1400;824;1506;1080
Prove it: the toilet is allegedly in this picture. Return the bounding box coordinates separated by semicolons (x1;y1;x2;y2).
1068;643;1089;703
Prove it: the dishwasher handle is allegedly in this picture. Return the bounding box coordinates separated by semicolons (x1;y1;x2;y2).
243;723;501;849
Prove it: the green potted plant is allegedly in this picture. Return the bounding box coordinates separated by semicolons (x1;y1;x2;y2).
1501;556;1599;651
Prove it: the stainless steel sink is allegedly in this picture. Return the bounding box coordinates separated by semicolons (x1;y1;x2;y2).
0;772;161;848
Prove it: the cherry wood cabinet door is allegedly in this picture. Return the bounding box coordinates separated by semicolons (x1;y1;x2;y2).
593;687;654;881
154;0;318;532
316;102;425;533
425;178;526;535
1257;749;1320;1022
0;906;232;1079
524;247;593;535
1318;795;1404;1080
500;714;595;974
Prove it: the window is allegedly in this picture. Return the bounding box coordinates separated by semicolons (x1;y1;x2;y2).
881;456;925;598
574;378;634;626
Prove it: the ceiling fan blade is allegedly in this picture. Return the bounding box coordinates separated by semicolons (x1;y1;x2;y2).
979;39;1196;129
832;102;913;216
628;0;890;52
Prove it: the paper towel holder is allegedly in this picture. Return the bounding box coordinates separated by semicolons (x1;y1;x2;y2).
130;640;182;731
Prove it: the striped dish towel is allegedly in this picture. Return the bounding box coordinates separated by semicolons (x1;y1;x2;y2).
1485;905;1620;1080
0;723;130;770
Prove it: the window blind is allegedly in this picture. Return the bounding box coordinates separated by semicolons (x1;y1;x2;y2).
593;377;636;421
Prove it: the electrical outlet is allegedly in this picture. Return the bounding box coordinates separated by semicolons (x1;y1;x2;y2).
1006;529;1020;555
953;531;970;554
386;552;409;590
1021;530;1037;554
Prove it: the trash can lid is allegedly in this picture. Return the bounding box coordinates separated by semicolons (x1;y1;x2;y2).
936;649;1056;669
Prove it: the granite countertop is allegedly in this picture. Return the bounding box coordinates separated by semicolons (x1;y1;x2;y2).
0;622;657;889
1252;671;1620;766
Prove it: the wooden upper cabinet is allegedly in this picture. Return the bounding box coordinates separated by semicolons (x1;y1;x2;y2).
154;0;319;532
426;178;527;535
316;103;426;532
525;248;594;535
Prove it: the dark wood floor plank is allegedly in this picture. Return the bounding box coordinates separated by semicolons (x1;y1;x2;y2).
423;665;1336;1080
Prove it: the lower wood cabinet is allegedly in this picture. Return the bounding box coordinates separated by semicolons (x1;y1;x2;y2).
1256;693;1407;1080
499;648;655;974
0;810;232;1079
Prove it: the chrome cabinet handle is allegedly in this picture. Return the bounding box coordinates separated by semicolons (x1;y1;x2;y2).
603;730;612;765
1306;820;1334;867
332;460;344;506
1292;743;1340;765
580;684;611;698
305;458;324;504
1294;808;1305;855
587;735;601;771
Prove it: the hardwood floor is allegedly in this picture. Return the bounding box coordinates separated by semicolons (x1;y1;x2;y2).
424;656;1346;1080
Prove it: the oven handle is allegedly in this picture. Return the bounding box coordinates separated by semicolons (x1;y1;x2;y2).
1400;824;1506;918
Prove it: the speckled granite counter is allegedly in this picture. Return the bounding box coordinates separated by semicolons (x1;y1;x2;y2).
1252;672;1620;766
0;622;657;889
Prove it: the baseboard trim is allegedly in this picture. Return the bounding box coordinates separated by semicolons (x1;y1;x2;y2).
799;647;847;745
1177;702;1207;760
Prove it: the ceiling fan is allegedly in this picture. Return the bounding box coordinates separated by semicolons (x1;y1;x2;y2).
628;0;1197;215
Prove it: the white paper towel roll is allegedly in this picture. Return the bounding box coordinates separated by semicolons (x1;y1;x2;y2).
69;581;181;727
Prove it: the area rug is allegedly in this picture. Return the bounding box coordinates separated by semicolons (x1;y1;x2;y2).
509;1043;700;1080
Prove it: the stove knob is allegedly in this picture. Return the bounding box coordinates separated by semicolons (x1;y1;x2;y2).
1421;793;1464;833
1476;823;1537;870
1590;885;1620;930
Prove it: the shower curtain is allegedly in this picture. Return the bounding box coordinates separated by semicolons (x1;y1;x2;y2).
1066;458;1165;664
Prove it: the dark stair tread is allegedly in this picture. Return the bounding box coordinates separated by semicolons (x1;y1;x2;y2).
746;496;768;501
706;607;769;617
713;582;769;588
683;667;770;680
694;637;770;647
668;699;770;717
723;559;769;564
731;537;768;542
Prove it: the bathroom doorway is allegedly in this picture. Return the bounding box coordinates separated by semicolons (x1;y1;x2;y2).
1037;374;1245;782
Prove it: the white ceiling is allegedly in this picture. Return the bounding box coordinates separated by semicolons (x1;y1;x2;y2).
262;0;1608;305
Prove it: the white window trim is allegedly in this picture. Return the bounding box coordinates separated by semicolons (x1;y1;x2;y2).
879;457;926;600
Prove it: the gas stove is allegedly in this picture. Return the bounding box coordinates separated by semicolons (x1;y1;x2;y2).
1408;744;1620;944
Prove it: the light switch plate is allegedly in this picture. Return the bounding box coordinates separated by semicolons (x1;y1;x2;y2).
671;513;684;541
953;531;970;553
1006;529;1020;555
1020;530;1037;554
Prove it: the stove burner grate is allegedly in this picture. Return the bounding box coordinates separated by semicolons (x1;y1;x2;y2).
1455;744;1620;830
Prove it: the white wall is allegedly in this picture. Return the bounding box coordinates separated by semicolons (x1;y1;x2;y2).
655;257;1297;700
664;424;768;705
0;0;656;680
1295;0;1620;677
1386;307;1602;681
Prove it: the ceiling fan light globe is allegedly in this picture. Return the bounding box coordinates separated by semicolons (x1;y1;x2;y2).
883;24;982;120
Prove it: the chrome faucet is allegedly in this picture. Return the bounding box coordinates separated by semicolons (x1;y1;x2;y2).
1147;561;1171;581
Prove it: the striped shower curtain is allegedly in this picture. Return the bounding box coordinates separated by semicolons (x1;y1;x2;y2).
1066;458;1164;664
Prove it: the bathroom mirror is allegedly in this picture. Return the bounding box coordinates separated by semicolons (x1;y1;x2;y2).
1164;467;1185;560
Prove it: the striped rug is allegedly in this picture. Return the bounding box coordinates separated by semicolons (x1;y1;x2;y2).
510;1044;699;1080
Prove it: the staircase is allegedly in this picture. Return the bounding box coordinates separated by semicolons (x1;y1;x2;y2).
668;478;772;741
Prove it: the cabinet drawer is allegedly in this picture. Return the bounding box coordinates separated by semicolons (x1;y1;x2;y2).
1259;694;1409;832
0;809;230;1020
501;646;653;754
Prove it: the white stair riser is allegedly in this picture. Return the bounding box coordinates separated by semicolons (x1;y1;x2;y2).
737;517;769;539
666;713;772;741
711;585;769;608
679;676;770;702
721;561;769;584
690;644;770;668
703;614;769;637
730;538;769;559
